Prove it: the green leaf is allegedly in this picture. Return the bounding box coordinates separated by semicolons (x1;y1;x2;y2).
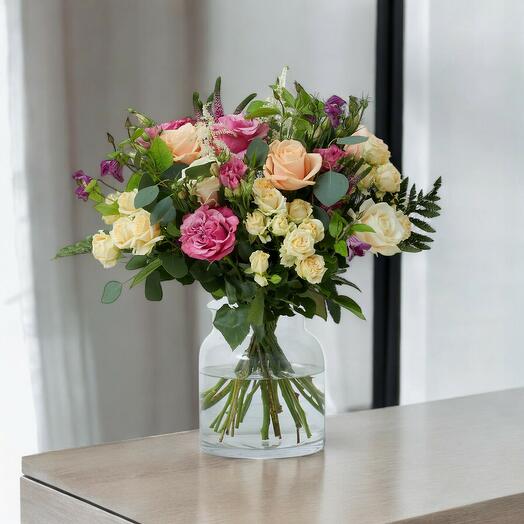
313;205;330;230
101;281;122;304
234;93;257;114
248;289;265;326
213;304;250;349
350;223;375;233
55;236;93;258
150;196;175;225
138;172;155;190
334;239;349;257
329;212;347;239
160;252;188;279
332;275;361;292
269;274;282;285
94;202;118;216
166;222;180;237
336;135;368;146
334;295;365;320
313;171;349;207
183;161;214;180
125;255;148;270
134;185;159;208
131;258;162;288
160;163;185;181
126;172;142;191
245;138;269;168
149;137;173;173
410;217;435;233
302;289;327;321
145;271;163;301
327;299;341;323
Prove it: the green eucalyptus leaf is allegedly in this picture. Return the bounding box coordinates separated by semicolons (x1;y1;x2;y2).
245;138;269;167
160;163;185;181
313;205;330;230
134;185;159;208
150;196;175;225
336;135;368;146
213;304;250;349
166;222;180;237
131;258;162;288
145;271;163;301
313;171;349;207
101;281;122;304
138;172;155;190
160;252;188;279
125;255;148;270
149;137;173;173
183;161;214;180
350;223;375;233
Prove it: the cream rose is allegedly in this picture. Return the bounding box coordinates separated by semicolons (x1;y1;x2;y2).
295;254;327;284
344;126;371;159
361;134;390;166
160;122;201;165
356;199;405;256
375;162;401;193
131;209;164;255
249;250;270;275
357;167;376;192
287;199;313;224
110;216;135;250
102;192;120;225
298;218;325;243
195;176;220;206
252;178;286;215
269;213;294;236
281;228;316;261
397;212;412;241
92;231;120;268
245;210;270;243
264;139;322;191
117;189;138;216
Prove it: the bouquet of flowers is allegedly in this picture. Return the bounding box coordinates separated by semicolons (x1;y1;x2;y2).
58;68;441;452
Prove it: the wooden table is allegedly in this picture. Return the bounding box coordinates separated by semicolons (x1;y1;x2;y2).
21;388;524;523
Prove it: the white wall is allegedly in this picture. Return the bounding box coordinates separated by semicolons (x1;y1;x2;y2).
402;0;524;403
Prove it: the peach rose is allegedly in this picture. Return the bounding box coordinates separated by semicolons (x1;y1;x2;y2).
160;122;201;164
264;139;322;191
344;127;371;158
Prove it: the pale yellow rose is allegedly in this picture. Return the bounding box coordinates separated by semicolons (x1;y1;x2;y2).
245;210;270;243
252;178;286;215
264;139;322;190
295;254;327;284
249;250;270;275
344;126;371;159
102;192;120;225
160;123;201;164
361;134;390;166
195;176;220;206
356;199;405;256
375;162;401;193
357;167;376;192
110;216;135;250
287;199;313;224
254;274;268;287
131;209;164;255
298;218;325;243
269;213;294;236
281;228;315;261
397;212;412;241
92;231;120;268
117;189;138;216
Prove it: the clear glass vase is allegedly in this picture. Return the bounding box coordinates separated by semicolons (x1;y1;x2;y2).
199;300;325;459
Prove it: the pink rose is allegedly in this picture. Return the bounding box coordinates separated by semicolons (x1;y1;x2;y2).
219;156;247;189
213;114;269;154
180;205;239;262
313;145;346;171
137;118;193;148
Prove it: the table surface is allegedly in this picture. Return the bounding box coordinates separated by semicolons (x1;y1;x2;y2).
22;388;524;524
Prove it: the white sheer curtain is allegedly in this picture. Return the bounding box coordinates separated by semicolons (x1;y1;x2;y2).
402;0;524;403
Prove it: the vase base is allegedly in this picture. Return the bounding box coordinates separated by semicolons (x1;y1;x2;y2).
200;437;324;460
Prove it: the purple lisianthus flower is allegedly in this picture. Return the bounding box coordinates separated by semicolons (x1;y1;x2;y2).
100;159;124;183
72;170;93;201
324;95;346;128
347;235;371;261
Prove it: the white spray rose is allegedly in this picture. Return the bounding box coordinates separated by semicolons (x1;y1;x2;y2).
92;231;120;268
362;134;391;166
287;199;313;224
374;162;401;193
295;254;327;284
194;176;220;206
270;213;294;236
298;218;324;243
252;178;286;215
355;199;405;256
117;189;138;216
110;216;135;250
131;209;164;255
397;211;412;241
280;229;316;265
245;210;270;243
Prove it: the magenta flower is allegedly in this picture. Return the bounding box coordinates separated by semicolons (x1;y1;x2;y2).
219;156;247;189
72;170;93;201
180;205;239;262
100;159;124;183
347;235;371;261
324;95;346;128
137;118;193;148
313;145;346;171
213;114;269;155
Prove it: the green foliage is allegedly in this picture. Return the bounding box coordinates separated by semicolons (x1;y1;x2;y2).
234;93;257;115
145;271;163;301
245;138;269;168
248;289;265;326
149;137;173;174
55;236;93;258
126;255;148;270
150;196;176;225
336;135;368;146
94;202;118;216
126;172;142;191
333;295;365;320
160;252;188;279
130;258;162;288
101;281;122;304
183;160;213;180
134;185;159;208
214;304;250;349
314;171;350;207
